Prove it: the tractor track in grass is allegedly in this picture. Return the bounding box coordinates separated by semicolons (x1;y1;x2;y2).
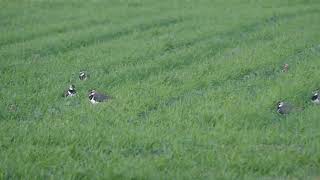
135;43;320;120
0;18;111;47
0;2;179;47
0;16;187;61
99;8;319;88
54;8;320;77
2;8;314;92
99;8;320;73
1;8;317;71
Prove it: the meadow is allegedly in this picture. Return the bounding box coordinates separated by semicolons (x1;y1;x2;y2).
1;0;320;179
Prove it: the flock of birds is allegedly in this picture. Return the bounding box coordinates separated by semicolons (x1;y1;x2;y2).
277;64;319;115
64;65;319;115
63;71;111;104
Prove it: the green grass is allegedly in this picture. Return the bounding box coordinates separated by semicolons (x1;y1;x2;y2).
1;0;320;179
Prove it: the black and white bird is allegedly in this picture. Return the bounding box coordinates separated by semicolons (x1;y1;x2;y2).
88;90;110;104
311;92;320;104
277;101;304;115
277;101;292;115
64;85;77;97
79;71;88;80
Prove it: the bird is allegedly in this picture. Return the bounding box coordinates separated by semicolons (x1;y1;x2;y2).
79;71;88;80
64;85;76;97
88;90;110;104
276;101;292;115
276;101;304;115
311;92;320;104
282;63;289;72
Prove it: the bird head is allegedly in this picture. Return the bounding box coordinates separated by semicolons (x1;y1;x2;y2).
79;71;87;80
69;85;75;91
312;92;319;101
88;89;96;96
88;90;96;100
277;101;284;108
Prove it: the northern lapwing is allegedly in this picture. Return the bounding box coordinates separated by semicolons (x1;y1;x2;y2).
277;101;292;115
282;63;289;72
311;92;320;104
276;101;304;115
64;85;76;97
79;71;88;80
88;90;110;104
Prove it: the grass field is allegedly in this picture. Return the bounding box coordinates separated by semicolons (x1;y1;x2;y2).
1;0;320;179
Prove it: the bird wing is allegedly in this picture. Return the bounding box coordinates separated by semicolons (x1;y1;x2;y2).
94;93;109;102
